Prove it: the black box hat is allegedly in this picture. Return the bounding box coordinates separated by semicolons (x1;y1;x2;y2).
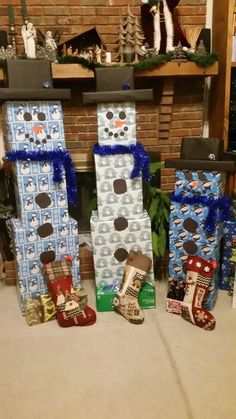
83;67;153;104
0;60;70;101
165;137;236;172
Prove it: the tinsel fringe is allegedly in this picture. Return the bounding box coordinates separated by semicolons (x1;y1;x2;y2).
5;150;78;206
93;142;152;182
170;192;232;234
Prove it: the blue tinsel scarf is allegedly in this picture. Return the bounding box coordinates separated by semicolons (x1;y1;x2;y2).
93;142;152;182
170;192;232;234
6;150;78;206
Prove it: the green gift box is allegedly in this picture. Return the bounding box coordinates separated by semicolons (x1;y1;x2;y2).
96;282;156;312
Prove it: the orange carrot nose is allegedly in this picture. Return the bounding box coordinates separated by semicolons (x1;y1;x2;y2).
32;125;44;134
114;120;125;128
190;181;201;187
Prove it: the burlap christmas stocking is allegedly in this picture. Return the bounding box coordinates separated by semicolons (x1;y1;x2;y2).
181;256;216;331
113;250;152;324
43;257;96;327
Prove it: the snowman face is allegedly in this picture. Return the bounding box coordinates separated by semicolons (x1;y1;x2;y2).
29;213;39;227
60;224;68;236
25;177;35;193
47;242;54;251
57;193;66;207
16;246;22;261
41;162;51;173
20;161;30;175
62;210;69;222
39;176;49;191
49;123;60;139
42;211;52;223
26;246;35;259
29;278;39;292
97;103;136;146
30;262;40;274
14;124;25;141
58;240;66;253
27;229;36;242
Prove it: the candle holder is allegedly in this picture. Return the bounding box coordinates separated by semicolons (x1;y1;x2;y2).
9;25;17;55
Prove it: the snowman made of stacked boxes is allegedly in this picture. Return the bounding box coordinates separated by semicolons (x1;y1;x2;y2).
4;100;80;311
83;67;156;310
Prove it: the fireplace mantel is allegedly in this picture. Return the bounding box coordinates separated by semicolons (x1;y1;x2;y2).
51;62;218;79
0;62;218;81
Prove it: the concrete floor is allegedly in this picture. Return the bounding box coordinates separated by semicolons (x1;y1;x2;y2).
0;279;236;419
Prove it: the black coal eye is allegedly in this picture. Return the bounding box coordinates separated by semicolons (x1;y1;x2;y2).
119;111;126;120
106;111;113;120
38;112;46;121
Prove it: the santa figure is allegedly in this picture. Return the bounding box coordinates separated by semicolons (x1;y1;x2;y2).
141;0;190;54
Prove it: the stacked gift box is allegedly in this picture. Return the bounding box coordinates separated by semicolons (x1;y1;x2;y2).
83;68;155;311
219;221;236;292
4;99;80;313
168;170;225;311
165;138;236;314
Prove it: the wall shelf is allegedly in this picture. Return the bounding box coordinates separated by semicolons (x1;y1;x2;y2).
0;61;218;82
52;62;219;79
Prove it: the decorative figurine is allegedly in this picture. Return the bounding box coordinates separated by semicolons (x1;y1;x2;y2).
21;21;37;58
141;0;190;54
37;29;61;62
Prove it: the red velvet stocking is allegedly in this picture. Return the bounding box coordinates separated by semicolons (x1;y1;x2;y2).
43;259;96;327
181;256;216;331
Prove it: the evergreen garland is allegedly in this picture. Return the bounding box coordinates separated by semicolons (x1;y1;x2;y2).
0;52;218;71
186;52;218;68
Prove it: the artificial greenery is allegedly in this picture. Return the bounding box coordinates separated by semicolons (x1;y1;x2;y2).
57;55;99;70
0;51;218;71
186;51;218;68
57;51;218;71
143;161;171;258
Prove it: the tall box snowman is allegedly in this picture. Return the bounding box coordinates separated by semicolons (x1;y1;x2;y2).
2;60;80;314
83;67;156;311
165;138;235;313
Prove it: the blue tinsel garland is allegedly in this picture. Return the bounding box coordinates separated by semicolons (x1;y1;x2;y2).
170;192;232;234
93;142;152;182
5;150;78;206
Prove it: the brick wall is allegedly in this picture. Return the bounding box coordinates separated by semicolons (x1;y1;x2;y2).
0;0;207;191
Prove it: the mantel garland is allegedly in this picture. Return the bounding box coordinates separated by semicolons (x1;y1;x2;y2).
57;52;218;70
170;192;232;234
5;149;78;206
0;52;218;72
93;142;152;182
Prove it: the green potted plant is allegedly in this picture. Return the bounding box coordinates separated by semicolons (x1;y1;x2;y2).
143;161;171;278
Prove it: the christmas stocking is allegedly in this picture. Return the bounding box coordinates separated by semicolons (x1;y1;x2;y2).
113;250;152;324
181;256;216;331
43;257;96;327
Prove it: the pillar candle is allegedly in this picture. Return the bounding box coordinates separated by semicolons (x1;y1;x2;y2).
21;0;28;20
7;4;15;26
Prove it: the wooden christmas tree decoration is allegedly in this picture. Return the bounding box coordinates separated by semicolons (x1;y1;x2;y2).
171;42;188;64
195;39;208;57
115;6;145;63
